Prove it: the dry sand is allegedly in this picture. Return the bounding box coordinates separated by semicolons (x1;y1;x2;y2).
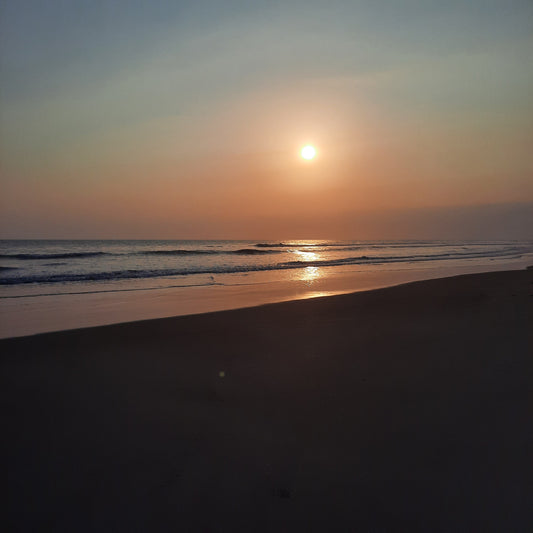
1;269;532;532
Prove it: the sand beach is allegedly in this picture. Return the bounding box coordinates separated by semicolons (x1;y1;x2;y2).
1;268;531;531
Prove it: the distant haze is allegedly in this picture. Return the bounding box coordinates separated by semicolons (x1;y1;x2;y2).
1;1;532;239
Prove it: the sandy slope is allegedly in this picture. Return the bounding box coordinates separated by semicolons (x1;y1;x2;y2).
1;269;532;532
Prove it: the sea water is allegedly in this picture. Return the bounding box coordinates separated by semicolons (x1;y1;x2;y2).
1;239;532;299
2;238;533;337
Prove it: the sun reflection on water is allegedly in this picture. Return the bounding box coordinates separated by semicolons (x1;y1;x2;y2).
293;249;319;262
301;266;321;284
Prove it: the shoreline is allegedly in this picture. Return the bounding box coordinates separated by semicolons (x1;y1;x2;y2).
1;257;531;339
1;268;532;530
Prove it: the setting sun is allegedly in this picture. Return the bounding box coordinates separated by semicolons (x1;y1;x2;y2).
301;145;316;160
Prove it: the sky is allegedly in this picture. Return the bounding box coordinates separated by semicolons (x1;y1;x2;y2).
1;0;532;239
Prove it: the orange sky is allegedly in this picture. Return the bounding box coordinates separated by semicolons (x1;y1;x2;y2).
1;1;532;238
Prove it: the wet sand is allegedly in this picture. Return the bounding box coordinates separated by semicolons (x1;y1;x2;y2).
3;258;531;339
1;269;532;531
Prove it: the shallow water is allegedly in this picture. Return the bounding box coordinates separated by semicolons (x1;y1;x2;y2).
1;239;531;299
1;238;532;338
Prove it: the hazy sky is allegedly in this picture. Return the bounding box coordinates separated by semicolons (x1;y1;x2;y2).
1;0;532;239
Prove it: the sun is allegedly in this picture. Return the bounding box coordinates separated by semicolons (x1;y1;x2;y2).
300;145;316;160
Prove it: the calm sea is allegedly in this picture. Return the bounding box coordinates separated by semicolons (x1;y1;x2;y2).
1;239;532;299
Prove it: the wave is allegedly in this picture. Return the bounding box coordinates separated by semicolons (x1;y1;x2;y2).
255;241;523;251
142;248;281;256
232;248;280;255
140;249;219;256
0;263;298;284
0;269;189;285
1;248;286;260
0;252;107;260
0;268;237;285
1;246;527;286
254;242;350;248
254;242;378;249
281;248;525;268
0;266;18;271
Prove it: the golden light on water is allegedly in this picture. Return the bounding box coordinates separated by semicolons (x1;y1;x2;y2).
301;266;321;284
300;145;316;160
293;249;319;261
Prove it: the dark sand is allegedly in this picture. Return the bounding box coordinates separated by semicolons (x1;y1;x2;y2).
1;270;532;532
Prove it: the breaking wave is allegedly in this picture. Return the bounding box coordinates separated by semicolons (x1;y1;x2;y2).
0;252;107;260
1;245;527;286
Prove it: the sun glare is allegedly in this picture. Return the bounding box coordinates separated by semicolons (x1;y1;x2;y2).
301;145;316;160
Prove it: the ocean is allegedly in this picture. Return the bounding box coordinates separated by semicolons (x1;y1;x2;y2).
2;238;533;338
1;239;532;299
